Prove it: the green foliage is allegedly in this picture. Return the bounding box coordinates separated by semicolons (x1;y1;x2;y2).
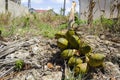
90;17;120;36
100;17;120;34
74;16;87;25
101;17;114;29
0;12;68;38
0;25;16;37
74;12;87;25
74;16;80;25
93;19;101;25
37;22;66;38
15;59;24;71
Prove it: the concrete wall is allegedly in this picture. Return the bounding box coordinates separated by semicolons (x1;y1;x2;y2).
10;0;21;5
79;0;120;20
0;0;29;18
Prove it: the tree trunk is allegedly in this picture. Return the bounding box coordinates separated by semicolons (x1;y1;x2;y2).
88;0;95;27
28;0;31;8
117;2;120;18
5;0;8;12
63;0;66;16
78;0;81;19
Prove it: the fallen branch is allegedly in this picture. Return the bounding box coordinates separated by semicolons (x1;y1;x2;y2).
0;66;15;78
0;38;37;58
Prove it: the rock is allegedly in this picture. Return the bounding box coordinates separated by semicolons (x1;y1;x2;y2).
31;69;41;80
47;62;54;69
111;54;120;66
31;44;41;54
6;50;30;59
100;34;105;39
26;74;35;80
55;65;61;71
42;71;62;80
12;69;42;80
104;62;120;77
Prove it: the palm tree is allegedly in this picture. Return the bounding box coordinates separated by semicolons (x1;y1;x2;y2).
63;0;66;16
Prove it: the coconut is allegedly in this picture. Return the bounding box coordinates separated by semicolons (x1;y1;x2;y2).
61;49;78;59
57;38;68;50
68;56;83;67
67;35;81;49
87;53;106;67
66;29;75;38
55;31;66;39
79;43;91;54
74;63;88;75
72;35;80;49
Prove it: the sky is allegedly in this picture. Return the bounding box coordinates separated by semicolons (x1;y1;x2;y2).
21;0;119;19
21;0;79;15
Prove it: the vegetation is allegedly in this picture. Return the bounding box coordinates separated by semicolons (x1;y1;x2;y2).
15;59;24;71
0;12;68;38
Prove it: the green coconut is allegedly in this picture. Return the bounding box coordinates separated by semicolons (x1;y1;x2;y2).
55;31;66;39
66;29;75;38
57;38;68;50
68;35;81;49
74;63;88;75
61;49;79;59
69;35;80;49
68;56;83;67
65;29;81;49
79;43;91;54
65;29;75;42
87;53;106;67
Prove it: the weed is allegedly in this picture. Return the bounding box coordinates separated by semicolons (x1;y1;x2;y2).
15;59;24;71
62;65;83;80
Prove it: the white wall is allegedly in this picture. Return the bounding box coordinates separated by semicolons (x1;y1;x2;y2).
0;0;29;18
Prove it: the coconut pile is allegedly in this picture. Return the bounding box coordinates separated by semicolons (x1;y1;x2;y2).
55;29;106;76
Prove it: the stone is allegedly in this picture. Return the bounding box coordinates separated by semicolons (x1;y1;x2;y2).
100;34;105;39
31;44;40;54
42;71;62;80
25;74;35;80
55;65;61;71
104;62;120;77
47;62;54;69
6;50;30;59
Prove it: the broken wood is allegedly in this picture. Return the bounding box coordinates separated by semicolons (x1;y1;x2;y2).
0;38;37;58
0;66;14;78
68;1;76;29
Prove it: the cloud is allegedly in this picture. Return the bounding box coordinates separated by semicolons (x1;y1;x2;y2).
21;0;43;3
51;0;70;4
46;6;53;10
34;6;52;10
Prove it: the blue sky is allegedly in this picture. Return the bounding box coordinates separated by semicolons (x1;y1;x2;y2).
21;0;79;15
